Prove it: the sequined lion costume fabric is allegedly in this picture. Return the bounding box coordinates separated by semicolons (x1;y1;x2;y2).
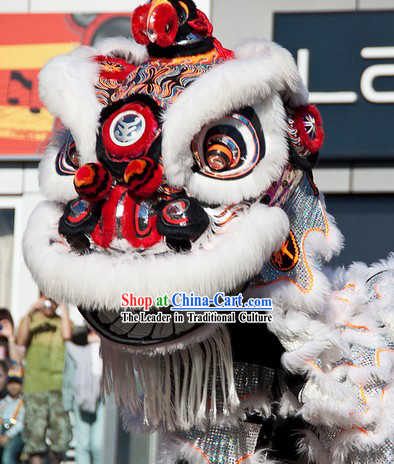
23;1;394;463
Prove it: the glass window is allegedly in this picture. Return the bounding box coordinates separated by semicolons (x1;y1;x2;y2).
0;209;15;309
325;195;394;268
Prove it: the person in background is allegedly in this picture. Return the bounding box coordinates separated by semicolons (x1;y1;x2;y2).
0;362;8;401
64;327;103;464
0;309;24;364
17;293;72;464
0;364;24;464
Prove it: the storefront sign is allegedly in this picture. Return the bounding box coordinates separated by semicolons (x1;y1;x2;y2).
275;12;394;160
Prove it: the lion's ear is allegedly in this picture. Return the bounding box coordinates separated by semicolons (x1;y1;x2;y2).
38;38;148;166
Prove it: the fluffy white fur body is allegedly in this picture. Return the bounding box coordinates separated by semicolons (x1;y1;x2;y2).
266;256;394;463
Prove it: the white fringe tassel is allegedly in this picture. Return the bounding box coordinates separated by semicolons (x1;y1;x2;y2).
101;325;239;431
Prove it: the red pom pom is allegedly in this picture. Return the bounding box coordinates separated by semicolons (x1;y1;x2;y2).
74;163;112;201
101;102;158;161
131;4;151;45
124;157;163;197
293;105;324;153
188;10;213;37
148;3;179;47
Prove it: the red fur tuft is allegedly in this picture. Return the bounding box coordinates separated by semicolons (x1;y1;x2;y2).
293;105;324;153
131;4;151;45
122;194;162;249
91;186;125;248
149;3;179;47
213;38;235;61
188;9;213;37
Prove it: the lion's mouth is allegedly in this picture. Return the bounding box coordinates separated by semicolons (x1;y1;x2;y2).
23;198;289;311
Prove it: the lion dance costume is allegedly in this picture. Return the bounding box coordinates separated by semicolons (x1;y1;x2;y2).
23;1;394;462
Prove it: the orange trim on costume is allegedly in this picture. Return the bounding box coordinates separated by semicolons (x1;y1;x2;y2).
336;296;350;304
237;454;254;463
342;283;356;291
356;427;369;435
307;360;322;371
331;361;359;369
215;205;245;219
376;349;394;367
191;444;210;463
179;1;189;17
343;362;358;368
374;284;382;300
359;386;367;406
358;385;370;416
218;212;238;226
344;323;370;332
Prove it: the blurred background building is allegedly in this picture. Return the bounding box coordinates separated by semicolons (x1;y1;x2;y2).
0;0;393;462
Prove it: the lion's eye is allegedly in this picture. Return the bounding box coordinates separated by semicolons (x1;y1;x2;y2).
205;137;237;171
192;107;265;180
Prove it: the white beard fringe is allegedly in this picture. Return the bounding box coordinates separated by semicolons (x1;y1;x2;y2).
101;325;240;431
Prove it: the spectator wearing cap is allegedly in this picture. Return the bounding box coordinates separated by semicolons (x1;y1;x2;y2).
0;364;25;464
17;293;72;464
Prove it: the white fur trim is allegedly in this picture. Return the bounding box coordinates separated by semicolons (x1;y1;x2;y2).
23;201;289;310
39;46;102;164
94;36;148;64
162;39;308;192
38;130;77;203
278;390;301;418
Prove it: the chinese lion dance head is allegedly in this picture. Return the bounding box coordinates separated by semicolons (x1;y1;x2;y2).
23;2;394;463
25;0;324;318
